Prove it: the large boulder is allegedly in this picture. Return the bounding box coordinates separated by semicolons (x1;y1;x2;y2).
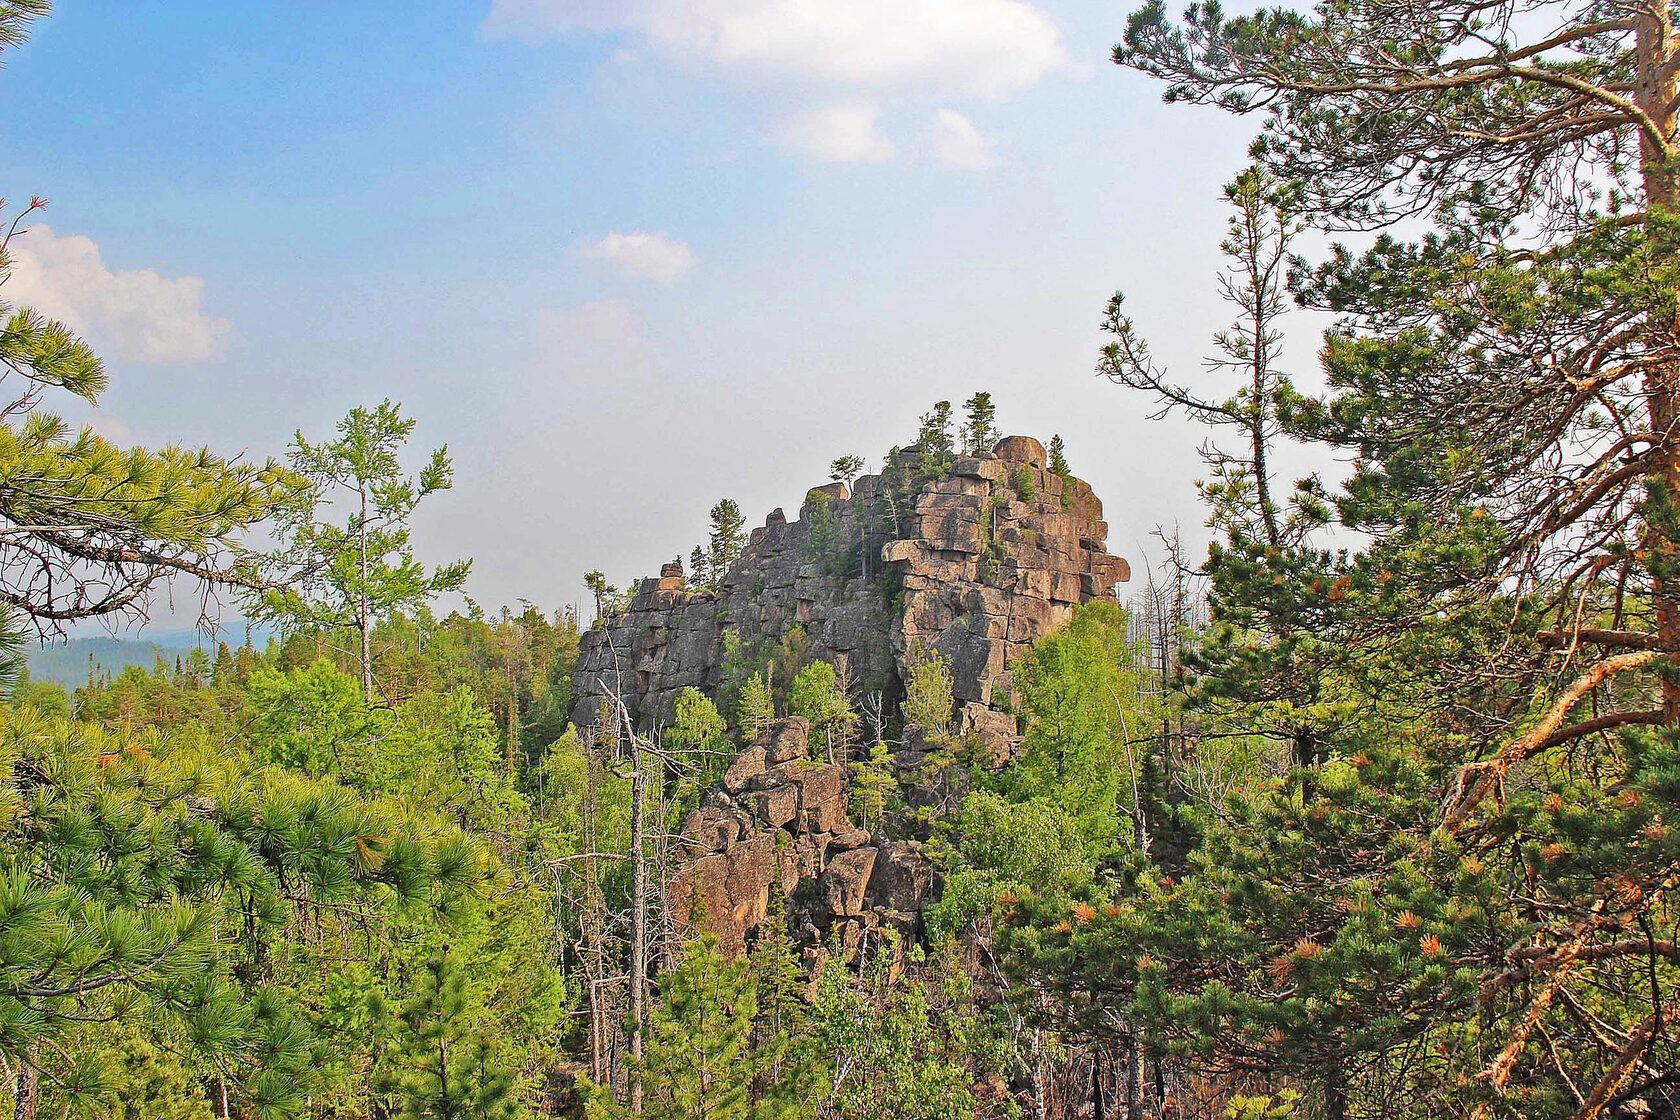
992;435;1047;467
820;848;878;920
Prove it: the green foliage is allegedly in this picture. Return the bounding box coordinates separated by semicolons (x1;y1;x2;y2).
801;493;857;579
102;1031;215;1120
0;197;299;677
253;401;469;700
1001;601;1156;846
961;392;998;456
828;456;863;486
668;687;731;806
374;950;522;1120
901;650;955;744
668;687;727;756
1012;465;1034;502
737;673;776;739
804;939;1007;1120
1226;1091;1299;1119
1047;434;1070;479
0;702;481;1120
708;498;747;586
584;570;619;622
914;402;955;481
247;659;378;776
848;735;896;832
591;933;758;1120
788;660;857;760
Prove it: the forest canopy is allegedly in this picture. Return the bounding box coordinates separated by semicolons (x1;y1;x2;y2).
3;0;1678;1118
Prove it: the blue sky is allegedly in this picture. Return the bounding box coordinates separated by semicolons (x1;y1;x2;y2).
1;0;1275;623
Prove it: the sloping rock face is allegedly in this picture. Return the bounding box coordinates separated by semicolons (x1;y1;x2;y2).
570;436;1128;953
571;435;1128;756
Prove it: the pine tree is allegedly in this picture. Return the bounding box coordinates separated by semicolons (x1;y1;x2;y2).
828;456;863;489
1026;0;1680;1107
708;499;747;585
1047;434;1070;479
376;950;520;1120
583;570;618;623
0;703;478;1120
591;933;758;1120
0;184;298;683
915;401;956;477
960;392;998;456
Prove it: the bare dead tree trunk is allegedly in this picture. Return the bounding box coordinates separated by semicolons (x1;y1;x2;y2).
1125;1036;1144;1120
629;736;649;1115
12;1045;37;1120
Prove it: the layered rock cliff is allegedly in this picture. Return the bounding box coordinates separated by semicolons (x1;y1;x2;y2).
570;435;1129;955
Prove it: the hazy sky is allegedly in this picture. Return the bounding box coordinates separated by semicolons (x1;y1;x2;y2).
1;0;1288;625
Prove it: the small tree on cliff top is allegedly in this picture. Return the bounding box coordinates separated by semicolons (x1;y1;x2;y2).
707;498;747;586
961;392;998;456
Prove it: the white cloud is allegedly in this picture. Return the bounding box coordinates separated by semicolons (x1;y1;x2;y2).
483;1;1071;110
3;225;230;364
778;103;896;163
484;1;1069;164
931;108;994;169
572;231;695;283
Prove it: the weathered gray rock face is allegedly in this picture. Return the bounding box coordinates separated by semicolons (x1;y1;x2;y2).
571;436;1128;763
574;437;1129;956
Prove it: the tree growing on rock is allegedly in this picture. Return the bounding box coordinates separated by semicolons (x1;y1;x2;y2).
915;402;956;480
1047;434;1071;480
789;659;859;763
961;392;999;456
584;570;618;623
708;499;747;587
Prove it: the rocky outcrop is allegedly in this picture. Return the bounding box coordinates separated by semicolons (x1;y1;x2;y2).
574;436;1129;955
668;717;893;960
890;436;1128;766
571;435;1128;765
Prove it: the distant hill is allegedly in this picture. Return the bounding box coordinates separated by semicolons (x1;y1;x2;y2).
24;631;252;689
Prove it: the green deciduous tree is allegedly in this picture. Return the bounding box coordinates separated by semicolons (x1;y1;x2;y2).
737;673;776;740
254;401;469;703
788;660;857;763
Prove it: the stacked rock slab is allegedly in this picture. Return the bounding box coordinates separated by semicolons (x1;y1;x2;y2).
571;434;1128;749
666;716;922;961
570;435;1128;952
